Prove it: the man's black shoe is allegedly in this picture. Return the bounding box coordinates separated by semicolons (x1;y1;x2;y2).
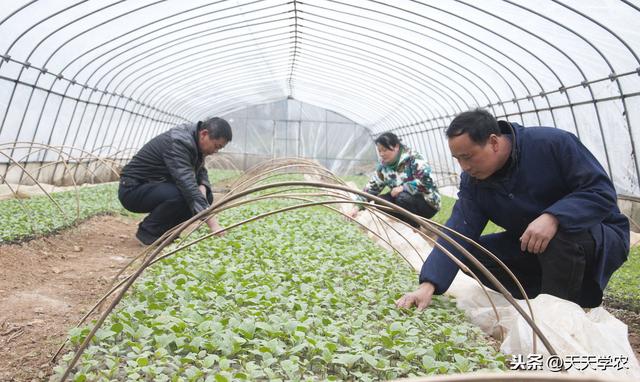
135;228;158;246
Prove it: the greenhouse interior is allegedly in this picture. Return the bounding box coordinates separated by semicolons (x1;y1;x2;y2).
1;1;640;381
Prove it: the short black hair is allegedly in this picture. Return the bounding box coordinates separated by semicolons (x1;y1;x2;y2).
374;132;401;150
200;117;232;142
446;108;499;145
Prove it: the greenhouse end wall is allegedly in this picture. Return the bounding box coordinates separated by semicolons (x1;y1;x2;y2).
219;98;377;175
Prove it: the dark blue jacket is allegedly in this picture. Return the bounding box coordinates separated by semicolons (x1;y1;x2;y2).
420;122;629;298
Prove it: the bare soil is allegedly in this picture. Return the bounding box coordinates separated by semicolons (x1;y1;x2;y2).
1;213;639;381
0;215;142;382
605;305;640;361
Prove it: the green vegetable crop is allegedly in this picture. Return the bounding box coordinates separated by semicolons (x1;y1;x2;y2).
55;197;504;381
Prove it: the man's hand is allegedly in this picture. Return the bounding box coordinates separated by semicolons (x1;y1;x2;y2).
206;216;226;237
520;213;559;254
390;185;404;198
347;206;360;219
199;184;207;197
395;282;435;311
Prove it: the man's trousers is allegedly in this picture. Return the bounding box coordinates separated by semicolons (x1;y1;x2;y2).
461;230;600;307
118;178;210;241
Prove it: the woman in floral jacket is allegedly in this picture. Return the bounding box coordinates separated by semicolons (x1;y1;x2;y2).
349;132;441;227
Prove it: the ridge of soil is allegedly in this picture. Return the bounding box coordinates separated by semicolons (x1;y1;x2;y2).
0;215;142;382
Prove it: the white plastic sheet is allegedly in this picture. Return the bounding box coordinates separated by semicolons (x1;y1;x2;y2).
448;276;640;379
1;1;639;194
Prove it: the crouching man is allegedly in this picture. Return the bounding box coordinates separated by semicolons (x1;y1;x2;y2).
118;117;232;245
397;109;629;310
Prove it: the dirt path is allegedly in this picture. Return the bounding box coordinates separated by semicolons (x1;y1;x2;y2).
0;215;142;382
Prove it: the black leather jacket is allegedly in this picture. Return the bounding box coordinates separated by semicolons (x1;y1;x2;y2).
120;122;212;215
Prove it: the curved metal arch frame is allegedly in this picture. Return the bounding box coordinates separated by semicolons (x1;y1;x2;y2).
293;40;450;166
167;50;432;130
75;11;468;136
144;41;440;126
103;15;294;95
51;21;292;155
453;0;617;187
297;10;497;118
0;0;166;140
548;0;640;194
177;82;390;136
298;29;465;115
0;0;639;194
129;32;294;102
292;29;462;170
58;0;285;81
300;1;518;121
85;37;292;157
362;0;545;113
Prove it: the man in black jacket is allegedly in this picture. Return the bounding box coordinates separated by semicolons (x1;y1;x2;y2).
118;117;232;245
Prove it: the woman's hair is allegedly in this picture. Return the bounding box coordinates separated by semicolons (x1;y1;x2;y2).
374;132;401;150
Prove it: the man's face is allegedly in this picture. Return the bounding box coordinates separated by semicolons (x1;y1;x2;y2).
199;130;227;156
448;133;501;180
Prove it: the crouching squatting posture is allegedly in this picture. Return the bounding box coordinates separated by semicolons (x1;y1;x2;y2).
118;117;232;245
349;132;441;227
397;109;629;310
